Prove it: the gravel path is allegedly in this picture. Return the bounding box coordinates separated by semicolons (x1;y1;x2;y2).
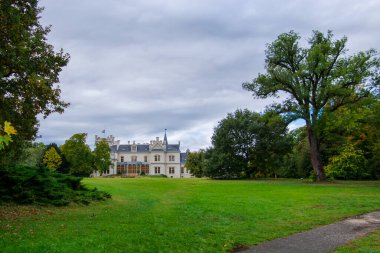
241;211;380;253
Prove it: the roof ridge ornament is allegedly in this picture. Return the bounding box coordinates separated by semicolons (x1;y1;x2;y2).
163;129;168;144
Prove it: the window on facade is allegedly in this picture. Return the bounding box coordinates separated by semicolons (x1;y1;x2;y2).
144;156;147;162
141;164;149;174
169;167;175;174
154;155;160;161
155;166;160;174
131;156;137;162
120;156;124;162
181;167;184;174
169;155;175;162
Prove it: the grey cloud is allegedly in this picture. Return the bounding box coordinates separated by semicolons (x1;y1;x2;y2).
38;0;380;150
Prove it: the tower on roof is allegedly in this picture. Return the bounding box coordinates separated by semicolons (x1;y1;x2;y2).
163;129;168;145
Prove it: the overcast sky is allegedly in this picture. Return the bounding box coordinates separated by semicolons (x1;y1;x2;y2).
37;0;380;150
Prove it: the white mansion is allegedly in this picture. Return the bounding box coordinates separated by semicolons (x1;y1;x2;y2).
95;131;191;178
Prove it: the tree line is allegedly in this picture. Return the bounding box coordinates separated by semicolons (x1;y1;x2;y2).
17;133;112;176
1;1;379;182
186;31;380;180
187;98;380;180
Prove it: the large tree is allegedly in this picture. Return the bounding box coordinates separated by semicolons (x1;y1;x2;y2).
206;109;290;179
61;133;93;176
93;140;112;175
0;0;69;163
243;31;380;181
185;150;206;178
319;96;380;178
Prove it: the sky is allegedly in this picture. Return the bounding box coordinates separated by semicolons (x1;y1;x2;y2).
37;0;380;150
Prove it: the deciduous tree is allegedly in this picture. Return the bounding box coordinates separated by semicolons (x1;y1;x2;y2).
206;109;290;178
243;31;380;181
93;140;112;175
40;143;69;173
0;0;69;163
42;147;62;171
61;133;93;176
185;150;206;177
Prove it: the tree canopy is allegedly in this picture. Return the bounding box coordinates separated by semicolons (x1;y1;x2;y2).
61;133;93;176
243;30;380;181
40;143;69;173
0;0;69;163
185;150;206;178
93;140;112;175
42;147;62;171
205;109;290;179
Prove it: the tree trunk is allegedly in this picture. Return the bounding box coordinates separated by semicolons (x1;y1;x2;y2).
306;123;326;181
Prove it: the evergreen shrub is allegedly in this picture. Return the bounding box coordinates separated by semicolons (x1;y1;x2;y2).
0;165;111;206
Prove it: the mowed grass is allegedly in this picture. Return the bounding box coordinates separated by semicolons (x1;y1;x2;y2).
334;228;380;253
1;178;380;253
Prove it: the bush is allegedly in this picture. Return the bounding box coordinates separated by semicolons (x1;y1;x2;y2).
0;165;111;206
325;145;370;180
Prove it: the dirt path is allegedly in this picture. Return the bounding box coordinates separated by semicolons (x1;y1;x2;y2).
241;211;380;253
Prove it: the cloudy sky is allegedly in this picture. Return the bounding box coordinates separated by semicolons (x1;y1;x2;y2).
37;0;380;150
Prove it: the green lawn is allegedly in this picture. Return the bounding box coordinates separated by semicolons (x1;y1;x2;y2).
1;178;380;253
334;228;380;253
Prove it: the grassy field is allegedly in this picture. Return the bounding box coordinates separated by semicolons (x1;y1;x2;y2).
334;228;380;253
1;178;380;252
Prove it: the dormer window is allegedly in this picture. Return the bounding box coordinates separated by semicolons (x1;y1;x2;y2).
132;145;137;152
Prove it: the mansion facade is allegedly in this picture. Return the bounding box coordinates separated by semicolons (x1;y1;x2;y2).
95;131;191;178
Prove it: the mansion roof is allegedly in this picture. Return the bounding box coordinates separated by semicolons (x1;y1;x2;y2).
110;144;181;153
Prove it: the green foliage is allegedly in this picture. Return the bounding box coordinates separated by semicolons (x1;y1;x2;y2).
16;142;45;167
0;121;17;150
204;147;240;179
93;140;112;175
243;30;380;181
41;143;69;173
278;127;313;178
318;97;380;178
185;150;206;177
0;165;111;206
206;109;291;179
252;110;293;177
42;147;62;171
0;0;69;164
325;144;369;179
61;133;93;176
